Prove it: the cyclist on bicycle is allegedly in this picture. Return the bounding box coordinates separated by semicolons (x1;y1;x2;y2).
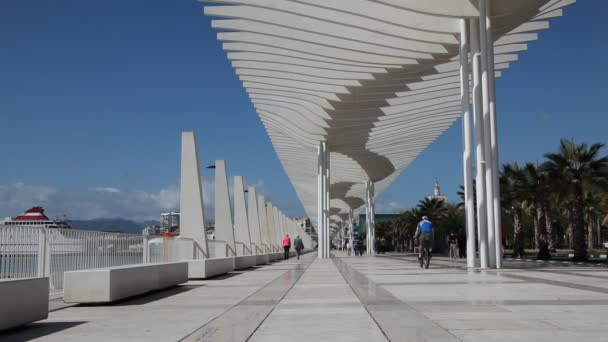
414;216;434;260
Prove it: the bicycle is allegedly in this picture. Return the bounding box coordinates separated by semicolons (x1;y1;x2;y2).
419;246;431;269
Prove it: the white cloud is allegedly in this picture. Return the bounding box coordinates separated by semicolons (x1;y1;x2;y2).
0;182;183;222
0;177;272;222
94;187;121;193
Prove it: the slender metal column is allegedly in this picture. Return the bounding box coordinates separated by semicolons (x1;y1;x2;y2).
460;19;477;268
317;142;325;259
370;181;376;256
470;19;489;269
349;209;355;255
479;0;497;268
324;144;330;258
485;0;503;269
365;181;371;256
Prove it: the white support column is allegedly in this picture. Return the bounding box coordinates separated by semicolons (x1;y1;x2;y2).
365;180;376;256
479;0;497;268
324;145;330;258
349;209;355;256
275;207;283;245
317;142;325;259
370;181;376;256
179;132;208;259
484;0;503;269
470;19;489;269
266;202;277;252
365;182;370;255
247;187;263;254
460;19;477;269
214;160;236;257
257;195;270;253
233;176;251;256
276;207;282;250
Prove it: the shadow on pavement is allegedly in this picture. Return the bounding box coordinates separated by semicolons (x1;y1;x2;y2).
0;321;86;342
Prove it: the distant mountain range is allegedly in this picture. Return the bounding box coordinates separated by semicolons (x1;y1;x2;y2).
70;218;159;234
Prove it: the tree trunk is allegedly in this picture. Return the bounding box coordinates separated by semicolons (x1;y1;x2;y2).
513;207;525;258
566;209;574;249
544;205;555;251
597;218;602;247
537;206;551;260
572;186;588;261
588;221;595;250
532;206;540;250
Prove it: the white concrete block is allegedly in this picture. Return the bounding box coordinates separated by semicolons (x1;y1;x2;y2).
187;257;235;279
234;255;257;270
0;278;49;331
63;262;188;303
255;254;270;265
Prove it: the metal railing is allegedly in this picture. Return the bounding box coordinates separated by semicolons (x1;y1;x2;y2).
147;237;194;263
208;239;228;258
1;225;144;298
235;241;253;256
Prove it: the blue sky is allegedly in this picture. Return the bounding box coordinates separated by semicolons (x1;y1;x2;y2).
0;1;606;221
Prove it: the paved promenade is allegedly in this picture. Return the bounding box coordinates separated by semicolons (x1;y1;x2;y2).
4;253;608;341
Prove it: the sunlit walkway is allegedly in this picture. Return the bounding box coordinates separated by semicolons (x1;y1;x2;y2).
4;253;608;341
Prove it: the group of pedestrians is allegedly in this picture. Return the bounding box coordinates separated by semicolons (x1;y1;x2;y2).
282;234;305;260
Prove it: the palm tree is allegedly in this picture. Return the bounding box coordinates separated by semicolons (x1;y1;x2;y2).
417;198;448;222
501;162;526;258
541;140;608;261
520;163;551;259
584;191;607;248
393;209;419;252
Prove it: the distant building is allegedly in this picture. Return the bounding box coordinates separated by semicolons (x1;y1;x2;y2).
160;212;180;230
427;178;448;202
142;225;162;236
206;223;215;240
295;218;312;234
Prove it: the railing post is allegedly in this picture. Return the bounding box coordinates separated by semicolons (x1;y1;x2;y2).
37;227;50;278
142;235;150;264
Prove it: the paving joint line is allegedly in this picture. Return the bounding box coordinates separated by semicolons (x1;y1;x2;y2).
333;256;462;342
179;254;316;342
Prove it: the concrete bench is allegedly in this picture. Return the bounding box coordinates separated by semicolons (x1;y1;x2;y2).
63;262;188;304
234;255;257;270
187;257;235;279
0;278;49;331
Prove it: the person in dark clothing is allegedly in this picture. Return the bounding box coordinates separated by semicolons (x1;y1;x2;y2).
457;231;467;258
354;238;363;256
294;235;304;259
374;238;381;255
448;231;458;259
282;234;291;259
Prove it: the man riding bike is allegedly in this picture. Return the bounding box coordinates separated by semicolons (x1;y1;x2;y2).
414;216;434;261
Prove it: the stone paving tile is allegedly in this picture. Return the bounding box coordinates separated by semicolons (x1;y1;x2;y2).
344;254;608;342
249;259;388;342
6;252;608;342
0;255;316;342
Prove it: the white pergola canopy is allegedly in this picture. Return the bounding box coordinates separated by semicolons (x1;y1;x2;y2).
202;0;574;229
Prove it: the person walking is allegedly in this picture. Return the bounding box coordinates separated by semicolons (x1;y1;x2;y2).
294;235;304;259
457;230;467;258
448;230;458;260
355;238;363;256
282;234;292;260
